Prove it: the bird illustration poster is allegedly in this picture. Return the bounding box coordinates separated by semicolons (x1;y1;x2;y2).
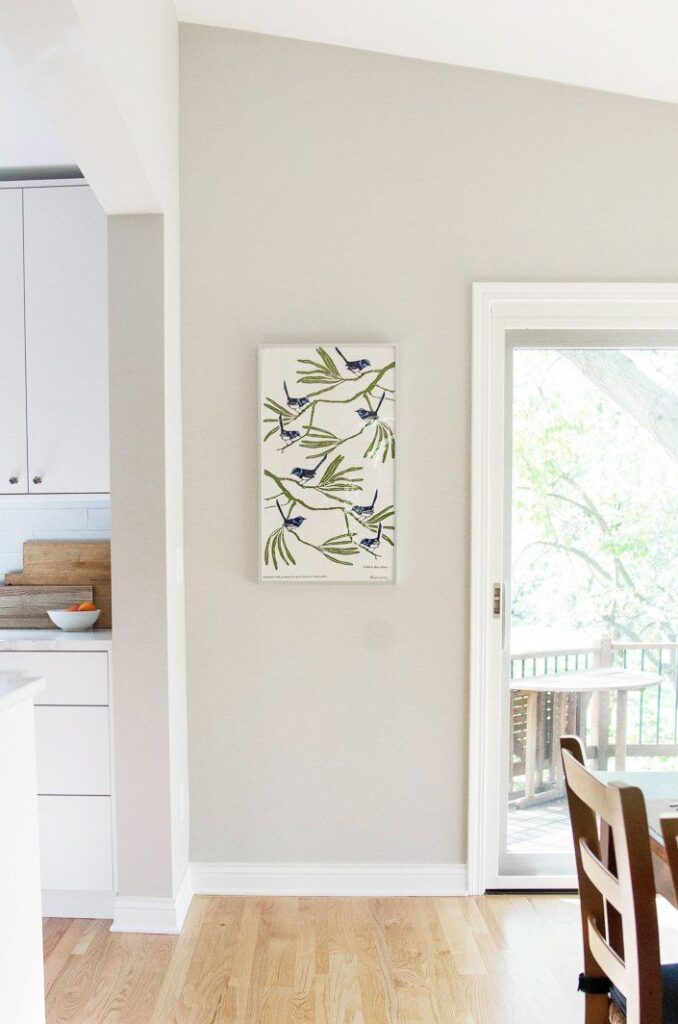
260;344;396;582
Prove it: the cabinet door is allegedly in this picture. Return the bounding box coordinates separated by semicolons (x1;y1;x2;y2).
35;706;110;795
0;651;109;706
0;189;28;494
23;185;109;493
38;795;113;891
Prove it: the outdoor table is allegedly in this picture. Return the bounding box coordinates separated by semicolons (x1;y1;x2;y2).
512;667;662;805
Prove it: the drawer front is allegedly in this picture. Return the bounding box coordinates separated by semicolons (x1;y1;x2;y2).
0;651;108;705
38;795;113;891
35;706;110;795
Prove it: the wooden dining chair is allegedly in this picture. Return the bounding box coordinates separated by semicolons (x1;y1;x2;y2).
560;735;678;1024
660;816;678;910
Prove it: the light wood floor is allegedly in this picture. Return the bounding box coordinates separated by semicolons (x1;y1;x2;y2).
43;894;586;1023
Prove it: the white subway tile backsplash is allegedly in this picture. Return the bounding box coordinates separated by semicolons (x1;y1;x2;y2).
0;552;22;575
0;496;110;582
31;530;111;541
0;529;31;553
3;508;89;532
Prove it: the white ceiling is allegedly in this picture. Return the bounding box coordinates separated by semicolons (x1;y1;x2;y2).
0;39;73;168
176;0;678;105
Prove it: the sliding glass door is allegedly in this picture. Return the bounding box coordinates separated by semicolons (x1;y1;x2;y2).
498;331;678;884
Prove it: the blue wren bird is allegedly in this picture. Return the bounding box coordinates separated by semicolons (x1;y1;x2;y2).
290;452;328;483
276;499;306;530
351;489;377;518
360;523;382;550
335;346;371;374
278;415;301;443
283;381;309;410
355;391;385;422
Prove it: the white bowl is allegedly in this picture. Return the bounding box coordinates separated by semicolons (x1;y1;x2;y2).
47;609;101;632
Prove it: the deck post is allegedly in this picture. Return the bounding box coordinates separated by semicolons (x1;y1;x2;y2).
592;635;613;768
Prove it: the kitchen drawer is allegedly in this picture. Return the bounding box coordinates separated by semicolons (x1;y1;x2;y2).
0;651;108;705
35;706;110;795
38;795;113;891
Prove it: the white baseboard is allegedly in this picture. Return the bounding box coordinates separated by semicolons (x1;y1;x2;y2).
106;863;467;933
110;864;193;934
191;862;467;897
174;864;194;931
42;888;114;919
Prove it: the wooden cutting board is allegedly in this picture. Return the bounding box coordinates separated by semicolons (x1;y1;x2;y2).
4;541;111;628
0;585;94;628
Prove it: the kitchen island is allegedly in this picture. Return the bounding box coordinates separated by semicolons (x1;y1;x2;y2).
0;669;46;1024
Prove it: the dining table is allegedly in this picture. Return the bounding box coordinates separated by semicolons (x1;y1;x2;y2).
599;770;678;908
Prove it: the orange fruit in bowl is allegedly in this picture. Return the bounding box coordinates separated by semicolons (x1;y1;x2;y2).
66;604;81;611
77;601;97;612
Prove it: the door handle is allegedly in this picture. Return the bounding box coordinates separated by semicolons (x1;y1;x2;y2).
493;582;507;650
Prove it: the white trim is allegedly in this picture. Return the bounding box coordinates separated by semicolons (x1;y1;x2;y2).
110;865;194;934
0;178;86;190
174;864;194;931
467;284;495;895
41;888;114;919
490;875;577;891
191;862;467;897
468;282;678;896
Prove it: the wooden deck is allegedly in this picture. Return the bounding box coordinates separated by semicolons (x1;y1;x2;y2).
43;894;586;1023
507;797;572;854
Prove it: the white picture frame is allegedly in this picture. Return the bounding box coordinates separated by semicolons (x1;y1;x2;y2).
259;343;397;582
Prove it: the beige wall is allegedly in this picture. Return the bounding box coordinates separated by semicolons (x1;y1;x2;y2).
109;215;173;896
180;25;678;864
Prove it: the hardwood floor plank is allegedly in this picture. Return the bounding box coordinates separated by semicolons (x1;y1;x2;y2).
328;950;364;1024
290;897;316;1022
42;919;73;962
434;899;487;977
186;897;244;1024
364;901;399;1024
117;933;176;1024
42;894;586;1024
352;900;392;1024
44;920;111;1023
148;894;207;1024
43;920;91;997
223;896;265;1022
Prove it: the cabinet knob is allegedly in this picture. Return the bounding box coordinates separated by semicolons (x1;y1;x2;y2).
8;476;18;485
32;475;42;485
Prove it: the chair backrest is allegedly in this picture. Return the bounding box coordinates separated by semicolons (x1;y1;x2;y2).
560;735;662;1024
660;815;678;908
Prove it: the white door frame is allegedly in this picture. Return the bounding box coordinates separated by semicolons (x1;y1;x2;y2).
467;282;678;895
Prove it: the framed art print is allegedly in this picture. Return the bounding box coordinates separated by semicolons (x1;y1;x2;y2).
259;344;396;582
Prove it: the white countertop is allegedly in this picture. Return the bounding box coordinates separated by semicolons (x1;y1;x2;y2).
0;671;45;711
0;629;112;651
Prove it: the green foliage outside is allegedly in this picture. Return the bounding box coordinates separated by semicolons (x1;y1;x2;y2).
511;347;678;760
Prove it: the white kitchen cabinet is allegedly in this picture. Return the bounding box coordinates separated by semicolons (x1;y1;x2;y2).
0;646;115;917
35;706;110;795
38;796;113;891
23;185;109;493
0;651;109;705
0;182;109;495
0;190;28;495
